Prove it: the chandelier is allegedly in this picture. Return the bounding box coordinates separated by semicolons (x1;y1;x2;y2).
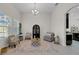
32;3;39;15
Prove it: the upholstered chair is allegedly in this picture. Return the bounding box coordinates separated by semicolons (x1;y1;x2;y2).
8;35;20;48
25;33;31;40
43;32;55;42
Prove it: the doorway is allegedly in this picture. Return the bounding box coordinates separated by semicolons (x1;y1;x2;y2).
32;24;40;38
66;5;79;47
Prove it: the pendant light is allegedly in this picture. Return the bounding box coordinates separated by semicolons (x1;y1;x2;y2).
32;3;39;15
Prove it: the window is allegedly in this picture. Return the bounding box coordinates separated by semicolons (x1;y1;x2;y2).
0;27;4;32
0;26;8;37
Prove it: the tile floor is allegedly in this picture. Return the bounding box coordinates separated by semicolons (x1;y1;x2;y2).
3;39;79;55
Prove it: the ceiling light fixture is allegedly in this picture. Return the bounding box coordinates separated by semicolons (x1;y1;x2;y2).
32;3;39;15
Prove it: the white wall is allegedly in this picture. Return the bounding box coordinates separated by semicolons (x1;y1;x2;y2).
51;3;79;46
0;3;20;20
21;13;51;38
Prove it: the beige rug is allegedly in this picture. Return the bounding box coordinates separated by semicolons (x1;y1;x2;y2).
3;39;79;55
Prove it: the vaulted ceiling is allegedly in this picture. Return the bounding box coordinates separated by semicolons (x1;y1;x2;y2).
69;6;79;15
12;3;57;14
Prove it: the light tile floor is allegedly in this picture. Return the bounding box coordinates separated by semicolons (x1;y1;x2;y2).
3;39;79;55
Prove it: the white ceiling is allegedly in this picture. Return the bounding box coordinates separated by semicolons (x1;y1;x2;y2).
12;3;56;14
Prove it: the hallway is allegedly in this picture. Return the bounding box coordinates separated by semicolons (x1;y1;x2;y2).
3;39;79;55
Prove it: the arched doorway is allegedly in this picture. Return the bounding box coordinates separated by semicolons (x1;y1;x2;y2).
65;5;79;47
32;24;40;38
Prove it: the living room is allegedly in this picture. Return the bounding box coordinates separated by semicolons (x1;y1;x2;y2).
1;3;79;55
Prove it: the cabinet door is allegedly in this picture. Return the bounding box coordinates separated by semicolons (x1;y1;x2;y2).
33;25;40;38
66;35;72;45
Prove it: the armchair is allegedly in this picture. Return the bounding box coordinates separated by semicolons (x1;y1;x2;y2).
25;33;31;40
8;35;20;48
43;32;55;42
